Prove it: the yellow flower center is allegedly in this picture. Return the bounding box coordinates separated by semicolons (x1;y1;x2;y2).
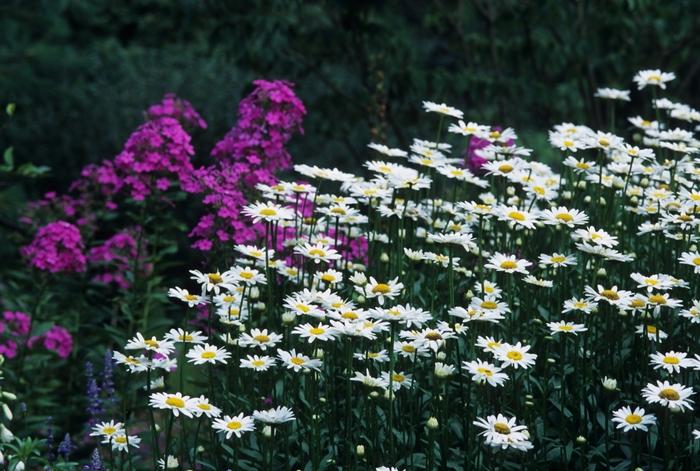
648;294;666;305
559;325;574;331
144;339;159;348
165;396;186;408
259;208;277;217
551;255;566;263
296;304;310;313
494;422;511;434
392;373;405;382
103;426;116;435
630;299;646;308
198;403;211;411
508;211;526;221
648;74;662;82
598;138;610;147
309;327;325;336
625;414;642;424
185;294;199;301
227;421;242;430
646;325;657;334
555;213;573;223
330;207;346;215
476;367;493;377
506;351;523;361
402;345;416;353
308;248;326;257
692;257;700;266
372;283;391;294
481;301;498;310
498;164;513;173
201;351;216;359
239;271;254;280
500;260;517;270
563;139;574;147
490;130;501;139
321;273;336;282
291;357;305;365
342;311;359;320
659;388;680;401
115;436;127;444
425;332;442;341
663;356;680;365
575;162;590;170
208;273;223;284
600;289;620;301
252;359;266;367
254;335;270;343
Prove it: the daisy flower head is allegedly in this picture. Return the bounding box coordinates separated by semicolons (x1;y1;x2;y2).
242;201;295;223
189;269;237;295
462;359;509;387
253;406;296;424
473;414;533;450
112;351;149;373
594;87;631;101
239;328;283;351
229;265;267;286
240;354;276;371
496;205;539;230
351;369;390;389
125;333;175;356
636;324;667;342
630;273;674;292
191;395;221;418
235;244;274;262
633;69;676;90
485;253;532;275
496;342;537;370
380;370;414;391
563;297;597;314
108;434;141;452
90;420;124;439
292;322;336;343
212;413;255;439
642;380;694;411
164;328;206;345
294;242;342;265
649;351;693;374
360;277;404;306
680;300;700;323
422;101;463;119
523;275;554;288
186;344;230;365
168;287;207;307
539;253;577;268
611;406;656;432
367;142;408;158
277;349;322;372
476;336;504;354
573;226;618;247
547;321;588;335
149;392;196;418
678;252;700;273
585;285;633;306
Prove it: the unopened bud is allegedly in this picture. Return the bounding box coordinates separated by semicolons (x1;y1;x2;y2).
427;417;439;430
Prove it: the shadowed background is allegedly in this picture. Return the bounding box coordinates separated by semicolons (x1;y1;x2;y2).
2;0;699;193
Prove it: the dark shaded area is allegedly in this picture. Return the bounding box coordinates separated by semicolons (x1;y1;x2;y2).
2;0;699;193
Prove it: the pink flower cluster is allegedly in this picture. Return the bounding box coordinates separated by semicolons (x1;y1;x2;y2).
20;220;87;273
0;311;30;358
28;325;73;359
147;93;208;130
88;229;151;289
190;80;306;250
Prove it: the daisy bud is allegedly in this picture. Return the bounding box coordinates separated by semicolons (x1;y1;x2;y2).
254;302;265;311
436;352;446;361
613;179;624;189
350;272;367;286
380;253;389;263
526;394;533;400
427;417;439;430
416;227;427;238
319;397;326;403
164;456;178;469
584;196;591;203
506;186;515;196
598;197;606;206
249;287;260;299
577;180;587;189
263;425;273;438
596;268;607;278
601;377;617;391
2;403;11;421
369;391;379;399
630;196;638;204
669;405;682;414
0;424;13;441
562;191;572;200
282;312;296;324
353;263;367;272
547;358;556;364
383;390;391;400
465;290;474;300
357;295;366;304
640;177;649;187
576;436;586;445
356;445;365;457
314;349;324;360
525;401;534;407
15;461;25;471
515;237;522;246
